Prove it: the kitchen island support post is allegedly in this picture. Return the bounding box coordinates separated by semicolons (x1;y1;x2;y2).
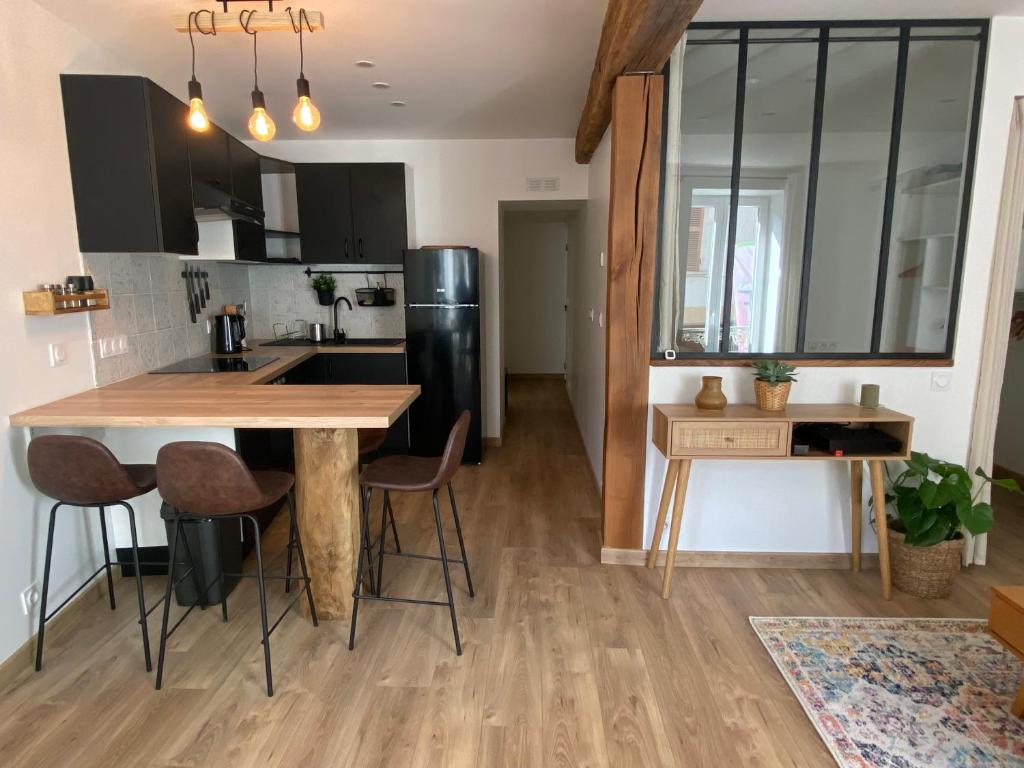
294;427;361;620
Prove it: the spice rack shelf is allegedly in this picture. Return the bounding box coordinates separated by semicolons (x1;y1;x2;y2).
23;289;110;316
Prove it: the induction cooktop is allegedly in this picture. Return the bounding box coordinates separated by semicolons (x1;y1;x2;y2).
149;356;279;374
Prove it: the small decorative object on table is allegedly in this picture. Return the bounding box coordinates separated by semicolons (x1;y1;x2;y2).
311;274;336;306
694;376;727;410
751;360;797;411
880;451;1022;598
860;383;880;409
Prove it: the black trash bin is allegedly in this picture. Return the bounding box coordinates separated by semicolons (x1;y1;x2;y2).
160;502;243;606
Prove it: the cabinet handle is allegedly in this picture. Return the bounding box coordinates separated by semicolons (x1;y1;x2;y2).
344;238;350;259
358;238;364;259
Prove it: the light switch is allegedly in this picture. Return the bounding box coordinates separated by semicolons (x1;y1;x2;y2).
598;312;605;328
588;308;595;322
48;343;67;367
600;251;606;268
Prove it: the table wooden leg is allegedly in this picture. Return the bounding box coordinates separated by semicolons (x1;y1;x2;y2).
1013;682;1024;717
294;427;360;620
850;461;863;573
661;460;691;599
647;459;680;569
868;460;892;600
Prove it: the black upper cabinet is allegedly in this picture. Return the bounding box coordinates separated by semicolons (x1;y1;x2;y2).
61;75;198;255
349;164;407;264
228;137;263;209
295;162;407;264
295;164;355;263
187;123;232;194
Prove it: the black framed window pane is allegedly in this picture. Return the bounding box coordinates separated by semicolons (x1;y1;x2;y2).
655;41;739;354
803;39;899;354
730;39;818;353
878;38;979;354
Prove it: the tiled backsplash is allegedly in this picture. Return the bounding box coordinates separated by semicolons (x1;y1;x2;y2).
83;254;251;385
247;264;405;340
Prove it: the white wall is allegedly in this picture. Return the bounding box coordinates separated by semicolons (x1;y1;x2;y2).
0;1;152;666
567;133;611;484
646;16;1024;554
253;139;589;439
503;216;569;374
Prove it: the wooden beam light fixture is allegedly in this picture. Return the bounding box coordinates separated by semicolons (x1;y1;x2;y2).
173;7;325;34
574;0;702;164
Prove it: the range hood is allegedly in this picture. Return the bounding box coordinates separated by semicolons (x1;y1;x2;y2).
193;182;264;225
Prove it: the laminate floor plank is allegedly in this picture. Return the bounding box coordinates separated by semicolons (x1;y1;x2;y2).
1;378;1020;767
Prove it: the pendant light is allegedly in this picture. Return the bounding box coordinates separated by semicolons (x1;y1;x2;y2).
241;10;276;141
186;11;215;132
288;7;321;132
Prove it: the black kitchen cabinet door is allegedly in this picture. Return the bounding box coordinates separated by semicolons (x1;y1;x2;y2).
322;353;410;453
295;164;355;264
349;163;407;264
60;75;198;255
233;220;267;262
187;123;232;194
229;136;263;208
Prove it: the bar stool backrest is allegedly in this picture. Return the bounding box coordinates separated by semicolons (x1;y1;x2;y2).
433;411;471;487
28;435;138;505
157;441;264;516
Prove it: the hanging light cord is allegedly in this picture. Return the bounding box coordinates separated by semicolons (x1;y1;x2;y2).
285;7;314;78
187;9;217;80
240;9;260;89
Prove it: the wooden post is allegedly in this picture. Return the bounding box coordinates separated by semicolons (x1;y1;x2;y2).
293;427;360;619
868;460;893;600
601;73;664;550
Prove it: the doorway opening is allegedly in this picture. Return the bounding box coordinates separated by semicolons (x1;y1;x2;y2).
498;200;586;433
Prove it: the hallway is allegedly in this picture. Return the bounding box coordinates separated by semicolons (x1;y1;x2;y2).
0;378;1021;766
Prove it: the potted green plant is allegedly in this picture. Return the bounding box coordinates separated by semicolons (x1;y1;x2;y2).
751;360;797;411
311;274;336;306
881;451;1021;598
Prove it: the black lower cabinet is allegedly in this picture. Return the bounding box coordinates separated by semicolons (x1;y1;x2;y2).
320;353;410;454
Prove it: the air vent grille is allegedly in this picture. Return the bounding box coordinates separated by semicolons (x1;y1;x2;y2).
526;176;560;193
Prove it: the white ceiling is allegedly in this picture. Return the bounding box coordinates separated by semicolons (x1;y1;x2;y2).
35;0;606;141
34;1;1024;142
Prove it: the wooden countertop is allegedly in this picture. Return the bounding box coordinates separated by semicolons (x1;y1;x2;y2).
9;340;418;429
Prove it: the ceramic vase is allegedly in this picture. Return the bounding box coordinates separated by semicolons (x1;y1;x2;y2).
695;376;727;410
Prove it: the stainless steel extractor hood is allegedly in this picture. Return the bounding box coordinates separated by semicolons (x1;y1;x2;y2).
193;181;264;225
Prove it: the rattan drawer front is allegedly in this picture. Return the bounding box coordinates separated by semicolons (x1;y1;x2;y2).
669;420;789;457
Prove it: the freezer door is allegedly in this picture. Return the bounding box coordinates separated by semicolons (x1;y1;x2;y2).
405;305;482;463
404;247;479;305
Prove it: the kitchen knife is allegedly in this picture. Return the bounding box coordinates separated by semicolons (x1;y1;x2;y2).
181;268;196;323
201;270;211;302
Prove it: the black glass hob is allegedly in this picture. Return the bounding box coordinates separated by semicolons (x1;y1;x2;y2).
149;356;279;374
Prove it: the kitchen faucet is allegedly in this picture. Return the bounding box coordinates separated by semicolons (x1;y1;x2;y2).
333;296;352;342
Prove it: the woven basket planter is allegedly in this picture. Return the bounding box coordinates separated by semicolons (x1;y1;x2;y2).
754;379;792;411
888;530;964;599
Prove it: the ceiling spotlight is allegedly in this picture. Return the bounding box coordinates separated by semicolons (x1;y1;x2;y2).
390;100;407;107
355;59;375;68
762;111;777;117
747;77;761;85
373;82;391;89
940;97;957;104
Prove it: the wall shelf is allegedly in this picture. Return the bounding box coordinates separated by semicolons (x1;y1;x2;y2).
23;289;110;316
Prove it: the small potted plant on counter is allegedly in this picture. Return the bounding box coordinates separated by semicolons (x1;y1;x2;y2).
751;360;797;411
880;452;1021;598
311;274;336;306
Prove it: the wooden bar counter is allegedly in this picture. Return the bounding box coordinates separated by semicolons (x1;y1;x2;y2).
10;342;418;620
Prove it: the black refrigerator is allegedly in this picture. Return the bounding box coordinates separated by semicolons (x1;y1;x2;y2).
404;246;482;463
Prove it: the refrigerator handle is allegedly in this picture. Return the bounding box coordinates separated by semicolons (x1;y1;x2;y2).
344;238;350;260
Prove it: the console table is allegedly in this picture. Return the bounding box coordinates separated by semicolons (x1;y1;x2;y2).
647;404;914;600
989;585;1024;717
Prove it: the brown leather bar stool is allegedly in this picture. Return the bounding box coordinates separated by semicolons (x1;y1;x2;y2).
349;412;474;655
26;435;155;672
155;441;317;697
283;428;400;595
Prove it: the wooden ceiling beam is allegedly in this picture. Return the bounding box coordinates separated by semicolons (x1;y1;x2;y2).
575;0;702;164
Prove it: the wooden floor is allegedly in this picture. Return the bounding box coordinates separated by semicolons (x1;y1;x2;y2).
2;378;1022;767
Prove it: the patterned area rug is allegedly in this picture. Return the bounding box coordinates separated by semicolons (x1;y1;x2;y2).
750;617;1024;767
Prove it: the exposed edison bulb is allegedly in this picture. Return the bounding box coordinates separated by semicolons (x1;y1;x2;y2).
187;79;209;132
293;77;321;132
247;89;276;142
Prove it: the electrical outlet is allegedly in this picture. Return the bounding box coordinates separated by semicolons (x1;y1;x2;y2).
588;308;595;322
931;371;952;392
598;312;605;328
48;343;67;367
20;583;39;616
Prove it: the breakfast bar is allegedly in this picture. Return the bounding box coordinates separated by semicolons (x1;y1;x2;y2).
10;345;419;620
